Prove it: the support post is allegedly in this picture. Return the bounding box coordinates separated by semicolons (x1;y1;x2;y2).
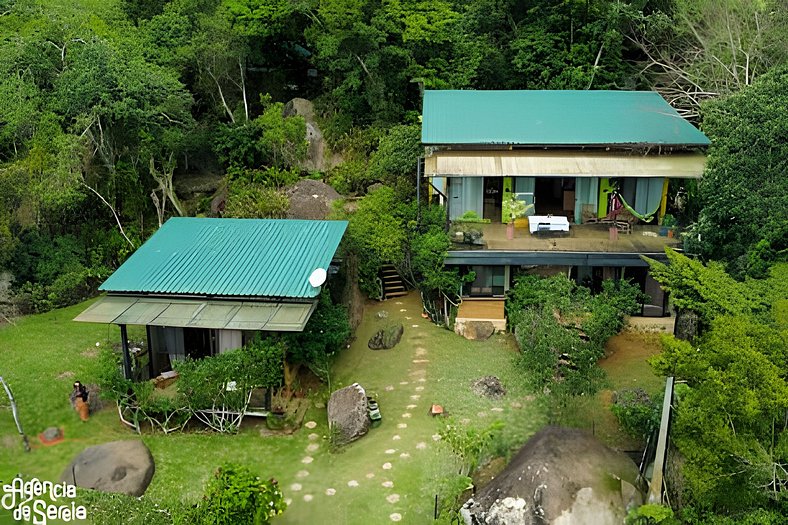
416;157;422;226
120;324;132;380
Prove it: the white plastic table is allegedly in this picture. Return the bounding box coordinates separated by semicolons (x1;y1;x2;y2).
528;215;570;234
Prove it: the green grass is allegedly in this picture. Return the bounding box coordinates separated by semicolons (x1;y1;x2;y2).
0;293;547;524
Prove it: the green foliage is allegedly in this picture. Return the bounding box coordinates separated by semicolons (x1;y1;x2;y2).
282;291;351;381
344;186;407;297
509;274;642;398
651;314;788;511
690;66;788;277
223;180;289;219
438;418;505;476
176;339;285;413
198;464;286;525
645;249;765;328
214;101;307;170
611;388;662;440
368;124;421;199
626;503;678;525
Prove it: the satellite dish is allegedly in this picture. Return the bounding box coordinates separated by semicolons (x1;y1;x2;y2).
309;268;327;288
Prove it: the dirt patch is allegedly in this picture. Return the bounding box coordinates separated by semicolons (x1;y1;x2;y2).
81;348;99;358
57;371;76;380
471;376;506;399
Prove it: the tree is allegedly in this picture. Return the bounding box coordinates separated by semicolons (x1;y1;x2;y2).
625;0;788;119
685;66;788;277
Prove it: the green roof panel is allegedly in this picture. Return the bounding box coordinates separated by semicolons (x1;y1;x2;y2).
421;90;710;146
100;218;348;299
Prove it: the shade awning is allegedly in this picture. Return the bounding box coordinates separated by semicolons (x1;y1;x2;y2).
74;296;317;332
424;150;706;179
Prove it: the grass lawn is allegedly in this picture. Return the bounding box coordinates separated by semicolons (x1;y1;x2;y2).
0;293;547;524
558;329;666;451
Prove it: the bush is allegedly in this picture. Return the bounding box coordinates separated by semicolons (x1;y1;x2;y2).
198;464;286;525
611;388;662;439
223;180;289;219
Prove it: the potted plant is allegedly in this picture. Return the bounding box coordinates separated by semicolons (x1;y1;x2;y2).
502;195;531;240
660;214;677;237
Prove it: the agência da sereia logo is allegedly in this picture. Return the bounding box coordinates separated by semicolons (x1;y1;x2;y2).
1;477;87;524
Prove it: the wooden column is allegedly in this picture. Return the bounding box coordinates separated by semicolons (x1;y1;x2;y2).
120;324;132;380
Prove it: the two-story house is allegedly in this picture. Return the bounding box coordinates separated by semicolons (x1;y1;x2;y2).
421;90;710;330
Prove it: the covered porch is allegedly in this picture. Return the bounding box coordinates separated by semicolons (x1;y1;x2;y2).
458;222;681;253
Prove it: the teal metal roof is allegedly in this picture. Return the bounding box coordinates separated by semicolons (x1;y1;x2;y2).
421;90;710;146
100;218;348;299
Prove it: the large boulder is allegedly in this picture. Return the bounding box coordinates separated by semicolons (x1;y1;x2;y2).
460;426;644;525
327;383;370;445
285;179;341;220
60;440;155;497
456;320;496;341
368;324;404;350
283;98;343;172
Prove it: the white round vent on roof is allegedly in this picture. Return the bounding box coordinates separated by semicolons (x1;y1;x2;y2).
309;268;327;288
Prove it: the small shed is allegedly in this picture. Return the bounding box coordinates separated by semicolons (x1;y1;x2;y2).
75;217;347;380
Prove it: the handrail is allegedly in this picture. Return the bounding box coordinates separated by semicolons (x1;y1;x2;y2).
647;376;675;504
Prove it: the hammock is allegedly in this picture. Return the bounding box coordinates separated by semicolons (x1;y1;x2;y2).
611;191;659;223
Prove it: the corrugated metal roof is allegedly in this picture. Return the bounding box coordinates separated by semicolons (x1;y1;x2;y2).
100;218;348;299
421;90;711;146
74;296;316;331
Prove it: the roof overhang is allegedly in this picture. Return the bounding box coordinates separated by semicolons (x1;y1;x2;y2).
74;295;317;331
424;150;706;179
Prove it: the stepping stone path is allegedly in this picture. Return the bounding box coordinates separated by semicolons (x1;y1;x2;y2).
303;494;313;502
305;421;317;429
302;456;313;464
401;413;411;418
296;470;309;478
399;381;409;385
387;494;401;504
399;453;410;459
390;513;402;521
406;404;417;409
416;442;427;450
415;386;424;391
285;498;292;506
410;395;421;400
290;483;302;491
385;449;397;454
366;473;375;479
491;407;504;412
385;385;394;391
382;481;394;488
392;435;401;441
432;434;442;441
325;488;336;496
306;443;320;452
308;433;319;440
347;480;359;487
382;462;392;470
397;423;407;429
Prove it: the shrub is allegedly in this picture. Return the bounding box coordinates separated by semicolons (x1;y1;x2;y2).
198;464;286;525
223;180;289;219
611;388;662;439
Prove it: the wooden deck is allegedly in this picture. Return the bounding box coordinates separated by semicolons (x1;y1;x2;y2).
456;298;507;332
457;298;506;320
454;223;680;253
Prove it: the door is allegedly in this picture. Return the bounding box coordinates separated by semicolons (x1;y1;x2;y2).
483;177;503;222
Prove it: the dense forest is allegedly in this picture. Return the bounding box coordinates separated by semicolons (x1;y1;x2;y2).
1;0;787;521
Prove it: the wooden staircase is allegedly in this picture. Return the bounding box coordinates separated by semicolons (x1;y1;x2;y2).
380;264;408;300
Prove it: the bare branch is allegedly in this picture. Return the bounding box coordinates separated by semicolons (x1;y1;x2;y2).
80;182;135;248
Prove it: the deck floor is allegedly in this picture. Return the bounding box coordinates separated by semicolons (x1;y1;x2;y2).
457;223;680;253
457;299;506;321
